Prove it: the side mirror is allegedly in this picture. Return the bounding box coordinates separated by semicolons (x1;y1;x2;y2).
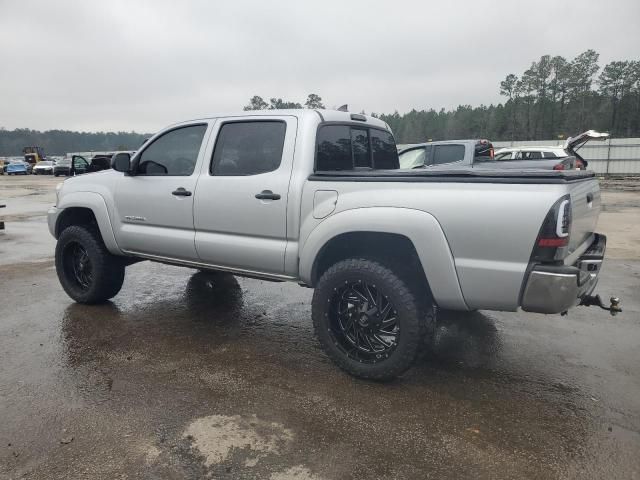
112;153;131;173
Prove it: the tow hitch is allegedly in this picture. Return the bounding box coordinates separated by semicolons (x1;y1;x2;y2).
580;295;622;316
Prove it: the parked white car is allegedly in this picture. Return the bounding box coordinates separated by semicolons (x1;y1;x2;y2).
33;160;55;175
494;131;609;170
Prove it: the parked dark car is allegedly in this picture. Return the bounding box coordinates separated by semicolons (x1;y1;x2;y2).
53;158;72;176
54;154;116;177
71;154;114;175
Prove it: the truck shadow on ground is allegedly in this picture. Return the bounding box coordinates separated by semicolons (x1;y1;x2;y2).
423;309;502;370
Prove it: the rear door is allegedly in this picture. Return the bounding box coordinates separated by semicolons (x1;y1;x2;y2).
193;116;296;275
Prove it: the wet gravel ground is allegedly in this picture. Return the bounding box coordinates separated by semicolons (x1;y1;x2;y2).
1;176;639;479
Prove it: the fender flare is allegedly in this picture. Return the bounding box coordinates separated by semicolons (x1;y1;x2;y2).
299;207;469;310
55;191;122;255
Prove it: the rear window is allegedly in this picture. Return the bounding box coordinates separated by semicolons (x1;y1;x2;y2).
495;152;512;161
371;129;398;169
433;144;465;165
316;125;398;171
521;151;543;160
351;128;369;167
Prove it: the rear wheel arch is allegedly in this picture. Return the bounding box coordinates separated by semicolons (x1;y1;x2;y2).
310;231;433;300
299;207;468;310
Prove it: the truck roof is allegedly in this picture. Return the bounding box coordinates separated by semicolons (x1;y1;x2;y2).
170;109;391;131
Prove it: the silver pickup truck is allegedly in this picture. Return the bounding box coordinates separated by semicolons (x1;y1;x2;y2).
48;110;616;380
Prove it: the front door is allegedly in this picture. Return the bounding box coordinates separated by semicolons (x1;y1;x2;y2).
72;155;89;175
112;123;209;261
193;117;296;275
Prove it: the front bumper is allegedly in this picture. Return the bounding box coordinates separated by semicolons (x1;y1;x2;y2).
47;206;60;238
521;234;606;314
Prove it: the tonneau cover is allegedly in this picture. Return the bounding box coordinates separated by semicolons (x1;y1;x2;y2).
310;168;596;184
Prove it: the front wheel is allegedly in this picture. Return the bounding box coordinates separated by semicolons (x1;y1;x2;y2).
55;226;126;304
312;258;435;381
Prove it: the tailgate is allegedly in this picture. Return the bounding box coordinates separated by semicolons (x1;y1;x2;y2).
568;178;600;253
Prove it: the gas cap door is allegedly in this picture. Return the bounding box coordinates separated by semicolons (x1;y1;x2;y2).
313;190;338;219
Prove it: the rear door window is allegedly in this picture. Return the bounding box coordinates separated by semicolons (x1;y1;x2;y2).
433;144;465;165
211;121;286;176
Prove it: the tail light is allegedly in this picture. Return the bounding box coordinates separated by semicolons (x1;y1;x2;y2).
553;163;565;171
531;195;572;263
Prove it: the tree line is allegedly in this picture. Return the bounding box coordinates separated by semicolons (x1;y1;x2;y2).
0;128;149;157
1;50;638;155
382;50;640;143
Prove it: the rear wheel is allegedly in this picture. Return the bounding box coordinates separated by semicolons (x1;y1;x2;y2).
55;225;125;304
312;258;435;381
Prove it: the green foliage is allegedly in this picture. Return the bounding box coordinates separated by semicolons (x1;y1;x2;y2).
243;95;269;111
385;50;640;143
243;93;324;110
305;93;325;109
0;129;149;156
268;98;303;109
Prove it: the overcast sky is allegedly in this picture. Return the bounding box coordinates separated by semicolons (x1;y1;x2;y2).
1;0;638;133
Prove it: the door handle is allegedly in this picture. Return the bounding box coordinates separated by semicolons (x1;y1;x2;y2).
172;188;192;197
255;190;281;200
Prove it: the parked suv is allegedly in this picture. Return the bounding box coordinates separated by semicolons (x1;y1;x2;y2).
399;139;494;169
48;110;615;380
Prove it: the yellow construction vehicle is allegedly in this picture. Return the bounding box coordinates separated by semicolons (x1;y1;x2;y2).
23;146;46;167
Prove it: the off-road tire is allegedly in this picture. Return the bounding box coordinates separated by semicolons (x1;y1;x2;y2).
312;258;435;381
55;225;125;304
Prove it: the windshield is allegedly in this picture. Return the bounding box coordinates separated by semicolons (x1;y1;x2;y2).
38;161;53;166
58;159;71;166
399;148;426;169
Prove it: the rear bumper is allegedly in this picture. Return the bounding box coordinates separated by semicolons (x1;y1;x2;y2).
521;233;606;314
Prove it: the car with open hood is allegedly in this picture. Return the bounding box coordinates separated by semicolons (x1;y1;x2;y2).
494;130;610;170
